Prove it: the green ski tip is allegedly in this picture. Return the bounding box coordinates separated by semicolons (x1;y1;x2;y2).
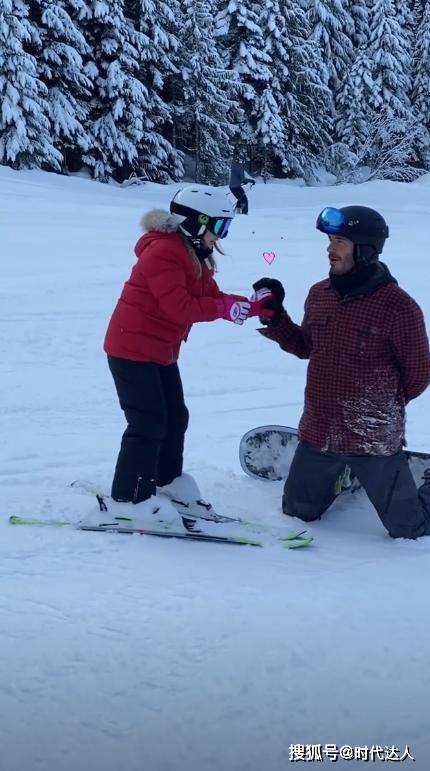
281;536;313;549
9;515;71;527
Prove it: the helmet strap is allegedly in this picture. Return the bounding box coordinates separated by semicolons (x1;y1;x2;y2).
188;234;213;260
354;244;379;265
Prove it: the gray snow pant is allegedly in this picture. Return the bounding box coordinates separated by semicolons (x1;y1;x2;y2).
283;442;430;539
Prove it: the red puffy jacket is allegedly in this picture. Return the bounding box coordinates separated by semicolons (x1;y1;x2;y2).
104;210;225;365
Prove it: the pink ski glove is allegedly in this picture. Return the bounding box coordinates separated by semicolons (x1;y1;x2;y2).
247;289;275;319
217;295;251;325
217;292;274;325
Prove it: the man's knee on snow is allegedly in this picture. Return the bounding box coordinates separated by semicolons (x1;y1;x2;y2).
282;493;322;522
388;526;418;540
388;520;429;540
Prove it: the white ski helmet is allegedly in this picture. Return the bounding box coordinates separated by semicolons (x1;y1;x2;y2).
170;184;235;239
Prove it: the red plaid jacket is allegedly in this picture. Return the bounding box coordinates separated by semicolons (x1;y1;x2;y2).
260;267;430;454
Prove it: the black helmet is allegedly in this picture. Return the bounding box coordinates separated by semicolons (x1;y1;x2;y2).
316;205;389;264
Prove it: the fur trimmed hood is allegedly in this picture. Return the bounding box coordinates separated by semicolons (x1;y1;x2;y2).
141;209;181;233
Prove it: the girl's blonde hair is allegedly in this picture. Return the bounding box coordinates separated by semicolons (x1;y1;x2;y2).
178;231;223;276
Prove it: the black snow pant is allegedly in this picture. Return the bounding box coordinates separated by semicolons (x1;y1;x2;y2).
229;186;248;214
283;442;430;540
108;356;189;503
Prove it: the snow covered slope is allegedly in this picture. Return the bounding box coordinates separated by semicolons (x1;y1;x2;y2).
1;166;429;771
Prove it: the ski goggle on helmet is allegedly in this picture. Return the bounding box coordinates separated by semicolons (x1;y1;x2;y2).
316;207;349;234
198;214;232;239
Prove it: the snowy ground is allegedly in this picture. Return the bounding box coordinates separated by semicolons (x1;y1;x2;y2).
1;166;430;771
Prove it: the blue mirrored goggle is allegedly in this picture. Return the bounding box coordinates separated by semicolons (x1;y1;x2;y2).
209;217;232;238
316;207;348;234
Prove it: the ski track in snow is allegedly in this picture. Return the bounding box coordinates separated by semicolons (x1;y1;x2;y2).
1;166;430;770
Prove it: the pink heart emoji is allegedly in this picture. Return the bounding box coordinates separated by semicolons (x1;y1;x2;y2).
263;251;275;264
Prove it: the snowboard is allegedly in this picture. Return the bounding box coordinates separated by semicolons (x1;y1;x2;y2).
239;425;430;488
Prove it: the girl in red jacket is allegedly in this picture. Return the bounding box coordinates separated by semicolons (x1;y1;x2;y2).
104;184;272;524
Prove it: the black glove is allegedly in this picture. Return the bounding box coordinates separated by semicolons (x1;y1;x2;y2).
252;277;285;325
